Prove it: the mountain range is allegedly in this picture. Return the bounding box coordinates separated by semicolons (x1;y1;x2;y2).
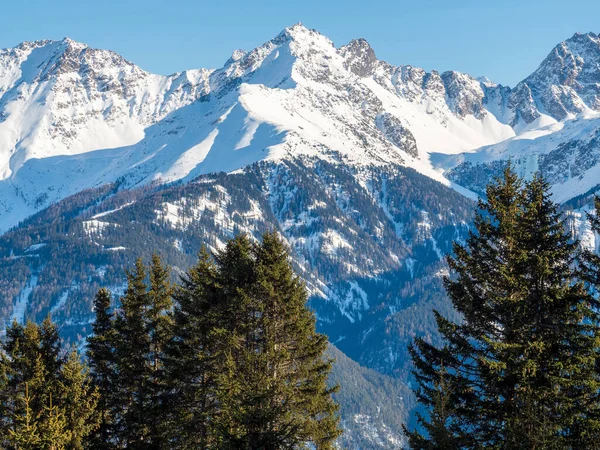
0;24;599;448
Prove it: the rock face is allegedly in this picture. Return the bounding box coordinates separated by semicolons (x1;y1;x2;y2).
0;38;211;166
441;71;486;119
375;113;418;157
507;82;541;126
439;31;600;204
525;32;600;118
500;32;600;127
340;38;378;77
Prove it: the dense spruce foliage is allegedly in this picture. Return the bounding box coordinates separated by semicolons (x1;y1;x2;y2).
160;233;340;448
0;318;99;449
0;232;341;449
85;232;340;449
406;168;600;449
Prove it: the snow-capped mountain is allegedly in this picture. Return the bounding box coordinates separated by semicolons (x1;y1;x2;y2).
2;24;600;448
479;32;600;129
0;23;519;231
443;31;600;200
1;25;600;234
515;32;600;124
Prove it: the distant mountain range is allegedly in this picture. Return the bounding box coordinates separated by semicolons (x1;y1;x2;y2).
0;24;599;448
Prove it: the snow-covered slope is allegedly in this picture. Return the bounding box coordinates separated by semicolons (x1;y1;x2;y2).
439;32;600;198
0;24;517;231
0;38;211;171
1;25;600;232
441;111;600;201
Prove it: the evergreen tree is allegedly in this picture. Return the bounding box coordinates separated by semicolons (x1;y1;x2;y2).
166;233;341;449
39;316;63;389
0;339;12;446
211;234;266;449
8;382;42;450
146;254;173;448
5;320;42;392
112;256;173;449
583;196;600;292
581;195;600;443
245;232;340;449
514;176;600;447
87;288;117;449
2;318;98;450
163;248;221;449
38;392;70;450
112;258;150;448
4;320;49;434
403;355;471;450
406;168;600;449
60;349;100;450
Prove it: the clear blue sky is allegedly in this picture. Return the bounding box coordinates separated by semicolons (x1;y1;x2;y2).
1;0;599;87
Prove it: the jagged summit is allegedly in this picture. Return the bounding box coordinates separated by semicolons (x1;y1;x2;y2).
502;31;600;124
443;30;600;201
274;22;315;40
564;31;600;46
224;49;247;66
339;38;377;77
59;36;87;48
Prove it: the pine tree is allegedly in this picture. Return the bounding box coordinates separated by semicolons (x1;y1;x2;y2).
0;341;12;446
236;232;340;449
59;349;100;450
4;320;49;433
38;392;70;450
113;258;150;448
39;316;63;388
212;234;264;449
163;247;221;449
146;254;173;448
87;288;117;449
403;346;473;450
111;256;173;449
514;176;600;447
166;233;341;449
583;196;600;292
5;320;42;391
406;168;600;448
581;195;600;444
3;317;98;450
8;382;42;450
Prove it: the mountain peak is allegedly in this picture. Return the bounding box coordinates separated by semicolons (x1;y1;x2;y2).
283;22;309;35
513;30;600;121
565;31;599;43
59;36;87;50
344;38;375;55
270;22;335;50
339;38;378;77
224;49;247;66
558;31;600;57
477;75;497;87
273;22;312;43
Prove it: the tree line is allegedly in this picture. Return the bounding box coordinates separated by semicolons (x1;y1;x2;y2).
405;167;600;449
0;232;341;449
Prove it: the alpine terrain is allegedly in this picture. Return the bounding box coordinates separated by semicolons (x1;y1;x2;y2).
0;24;599;448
